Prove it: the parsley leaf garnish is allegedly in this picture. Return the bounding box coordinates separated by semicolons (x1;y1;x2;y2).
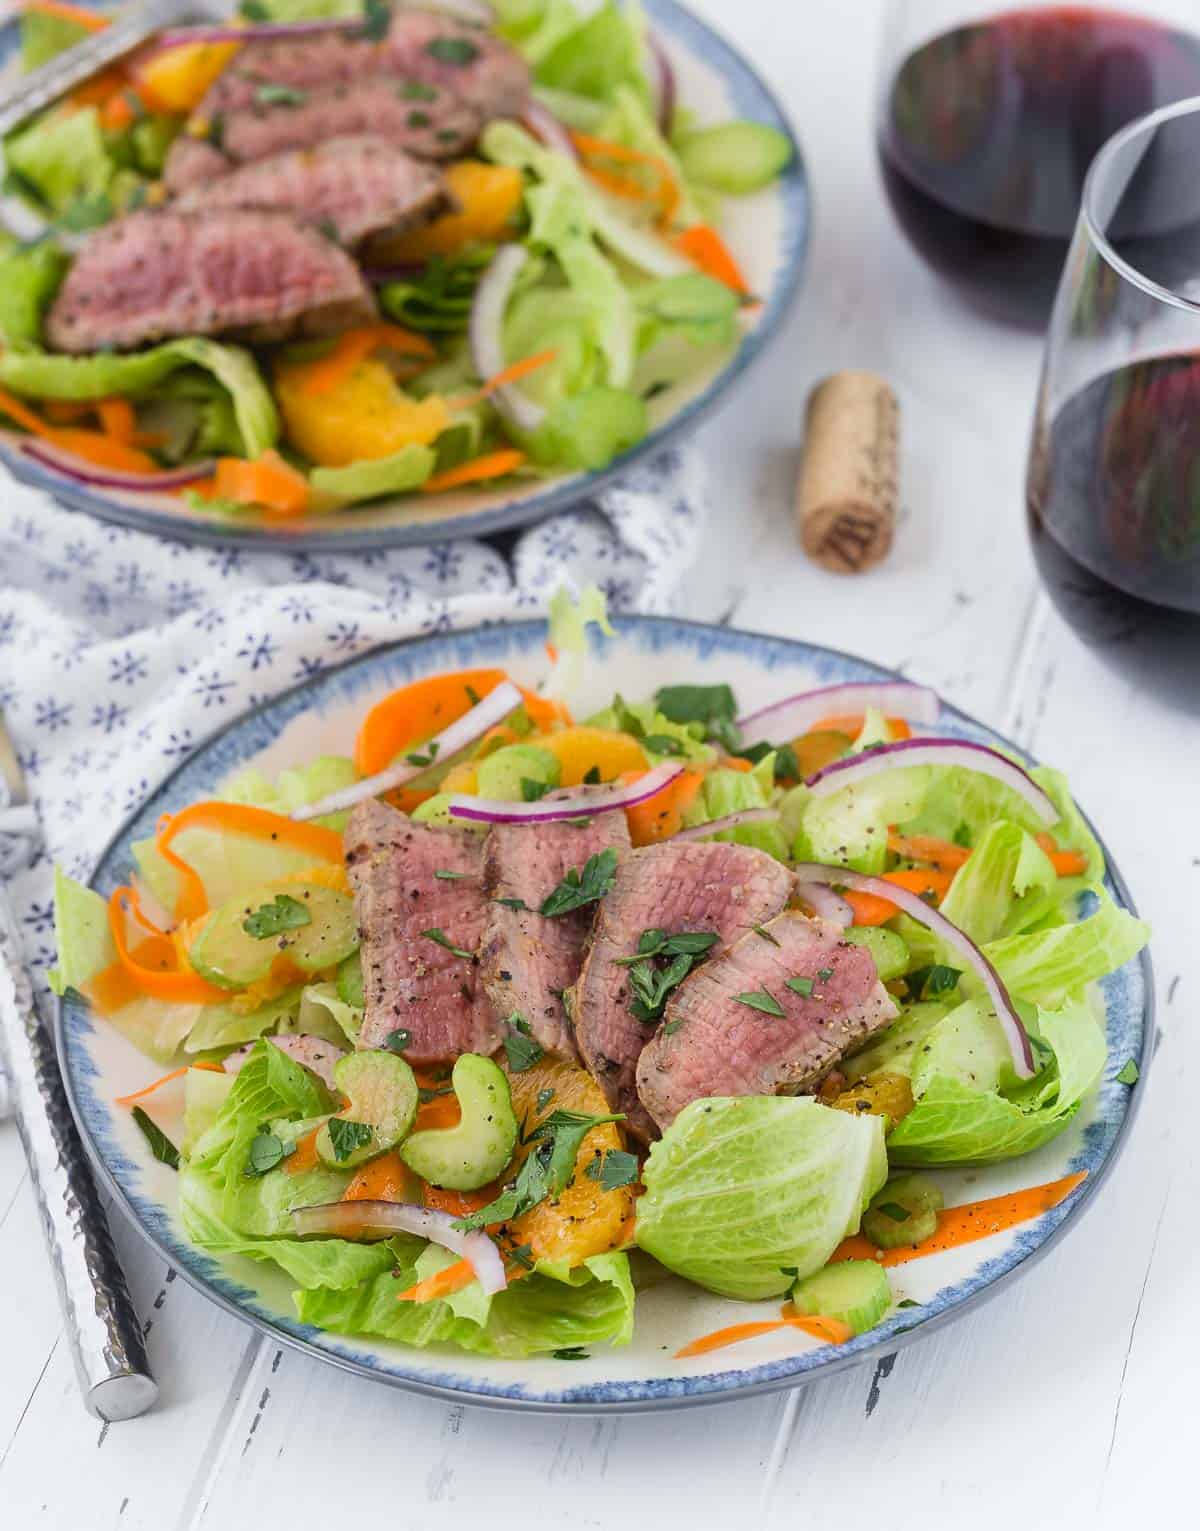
494;896;528;912
906;964;962;1000
255;83;307;106
422;927;475;960
360;0;391;42
654;683;737;730
753;924;780;946
326;1118;373;1162
132;1107;181;1170
405;739;440;768
520;777;551;802
734;987;786;1017
736;740;801;780
535;1087;555;1113
786;976;815;998
552;1347;590;1360
583;765;602;785
503;1013;544;1073
434;869;469;881
629;952;694;1023
245;1127;294;1177
384;1029;412;1054
1116;1059;1140;1085
540;848;618;918
507;1243;534;1271
425;35;480;64
454;1109;623;1232
242;893;311;940
897;1298;921;1310
584;1149;639;1191
817;967;834;981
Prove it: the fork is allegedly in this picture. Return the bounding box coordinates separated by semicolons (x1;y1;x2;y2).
0;710;158;1420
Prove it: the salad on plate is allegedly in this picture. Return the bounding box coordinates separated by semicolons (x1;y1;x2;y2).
51;596;1151;1361
0;0;792;519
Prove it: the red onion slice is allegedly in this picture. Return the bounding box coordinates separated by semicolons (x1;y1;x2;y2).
796;882;853;926
21;440;215;493
806;737;1058;827
792;861;1036;1079
647;33;676;135
292;680;524;821
291;1201;507;1295
448;761;685;825
737;681;941;740
468;244;546;433
520;102;578;161
672;807;780;842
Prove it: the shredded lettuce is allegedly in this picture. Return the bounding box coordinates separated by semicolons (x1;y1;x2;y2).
938;821;1057;945
985;891;1150;1008
636;1095;887;1298
0;243;67;349
0;338;278;456
544;583;613;700
221;754;358;832
6;106;114;216
309;444;436;506
19;10;91;71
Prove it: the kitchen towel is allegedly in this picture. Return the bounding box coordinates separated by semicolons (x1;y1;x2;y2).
0;447;707;993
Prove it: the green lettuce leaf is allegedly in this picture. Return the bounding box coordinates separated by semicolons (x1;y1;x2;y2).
20;10;91;70
0;338;278;456
296;982;362;1047
0;243;67;348
886;1074;1075;1165
984;891;1150;1007
48;867;114;996
309;443;435;505
544;583;613;700
6;106;113;215
534;0;646;101
220;754;358;833
686;758;788;860
938;820;1057;944
635;1095;887;1298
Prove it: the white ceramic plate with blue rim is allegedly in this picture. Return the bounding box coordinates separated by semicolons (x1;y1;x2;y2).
0;1;809;551
57;618;1152;1411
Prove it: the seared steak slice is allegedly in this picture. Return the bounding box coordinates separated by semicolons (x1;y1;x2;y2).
201;11;529;123
636;912;898;1131
217;80;480;167
45;209;374;353
573;842;794;1141
479;815;631;1061
345;800;499;1064
173;137;449;246
162;135;231;194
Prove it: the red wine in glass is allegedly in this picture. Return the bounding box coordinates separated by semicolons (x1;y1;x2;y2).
1029;354;1200;707
878;6;1200;326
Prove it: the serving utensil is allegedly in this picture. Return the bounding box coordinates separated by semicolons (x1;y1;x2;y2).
0;711;158;1421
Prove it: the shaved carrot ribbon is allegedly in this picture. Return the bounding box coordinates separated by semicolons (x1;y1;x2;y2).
0;389;163;473
672;224;749;293
301;325;436;396
450;348;557;408
675;1305;853;1359
115;1061;222;1108
830;1171;1089;1269
153;801;344;922
396;1257;476;1304
285;1125;322;1175
1036;833;1088;877
20;0;110;31
843;866;957;927
808;715;913;741
107;886;226;1003
422;448;526;494
200;450;310;516
571;131;682;229
886;829;972;872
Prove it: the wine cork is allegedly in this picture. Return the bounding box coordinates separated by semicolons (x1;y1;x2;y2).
796;371;899;574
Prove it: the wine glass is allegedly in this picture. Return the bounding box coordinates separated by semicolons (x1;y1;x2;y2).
1026;94;1200;711
876;0;1200;327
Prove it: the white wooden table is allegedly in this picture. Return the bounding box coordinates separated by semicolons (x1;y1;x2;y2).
2;3;1194;1526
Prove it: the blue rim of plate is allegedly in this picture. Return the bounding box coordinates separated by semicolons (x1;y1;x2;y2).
0;0;810;551
56;617;1154;1411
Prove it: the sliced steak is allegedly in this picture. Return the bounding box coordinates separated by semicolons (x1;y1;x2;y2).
162;135;231;194
173;137;449;246
573;841;794;1141
45;208;375;353
479;815;631;1062
636;912;898;1132
217;79;480;167
201;11;529;123
345;800;499;1064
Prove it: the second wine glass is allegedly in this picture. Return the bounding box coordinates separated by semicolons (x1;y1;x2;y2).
876;0;1200;327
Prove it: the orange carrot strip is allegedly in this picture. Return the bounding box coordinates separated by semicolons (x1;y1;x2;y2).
354;668;513;775
44;428;159;474
301;325;436;396
396;1257;476;1304
421;448;526;494
808;715;913;740
285;1126;321;1175
623;767;705;847
422;1182;494;1218
343;1150;412;1203
99;89;137;130
42;399;94;425
1036;833;1088;877
844;866;957;927
212;449;309;516
830;1171;1089;1269
154;801;344;922
780;1306;854;1346
107;887;226;1003
572;131;680;227
21;0;110;31
452;348;557;407
673;224;749;294
887;830;972;872
96;396;137;443
675;1320;790;1358
115;1061;222;1107
0;387;52;437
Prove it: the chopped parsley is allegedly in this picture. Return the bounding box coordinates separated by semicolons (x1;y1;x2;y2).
421;927;475;960
535;1087;556;1113
239;0;271;17
384;1029;412;1055
494;896;529;912
407;110;432;129
434;869;470;881
817;967;834;981
785;976;815;998
506;1243;534;1271
326;1118;373;1162
629;952;693;1023
642;734;684;756
520;777;551;802
540;848;618;918
425;35;480;64
584;1150;639;1191
1116;1059;1140;1085
734;988;786;1018
405;740;440;768
255;83;307;107
905;964;962;1000
735;740;801;781
132;1107;181;1170
454;1109;623;1232
242;893;311;940
552;1347;590;1361
897;1298;921;1310
503;1013;544;1073
753;924;781;946
464;683;481;705
583;765;602;785
245;1127;293;1178
361;0;391;41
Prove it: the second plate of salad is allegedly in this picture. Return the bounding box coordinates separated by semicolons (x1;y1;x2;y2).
53;611;1151;1409
0;0;808;548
